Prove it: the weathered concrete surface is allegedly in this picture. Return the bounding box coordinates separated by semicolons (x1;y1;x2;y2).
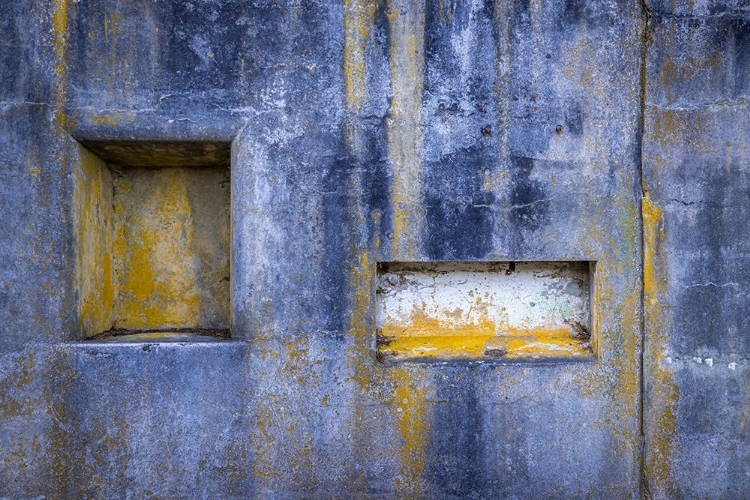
108;165;231;332
0;0;744;498
229;2;642;497
643;1;750;498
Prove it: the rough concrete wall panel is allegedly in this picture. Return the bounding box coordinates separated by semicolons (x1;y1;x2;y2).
63;342;253;498
644;6;750;498
0;40;79;347
0;347;73;497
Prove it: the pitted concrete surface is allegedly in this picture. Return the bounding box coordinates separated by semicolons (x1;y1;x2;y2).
0;0;747;498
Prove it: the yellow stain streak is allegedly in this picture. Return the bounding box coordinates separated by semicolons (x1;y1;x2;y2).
104;12;121;38
348;248;375;390
343;217;379;490
52;0;68;62
391;367;426;498
74;146;114;336
643;193;664;313
387;0;425;258
52;0;70;127
89;115;118;127
642;189;679;494
610;201;643;424
343;0;377;114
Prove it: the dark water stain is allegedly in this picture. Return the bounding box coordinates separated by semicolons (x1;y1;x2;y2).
563;0;585;26
424;0;497;113
359;121;392;250
424;369;484;497
515;0;531;16
565;101;584;137
320;153;354;334
508;155;550;232
424;146;495;260
558;0;614;30
0;7;20;96
672;170;750;355
731;19;750;98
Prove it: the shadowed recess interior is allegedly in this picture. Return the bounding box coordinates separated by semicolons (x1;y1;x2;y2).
376;261;595;362
73;140;231;338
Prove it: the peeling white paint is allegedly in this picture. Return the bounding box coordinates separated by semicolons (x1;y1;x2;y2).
377;261;591;344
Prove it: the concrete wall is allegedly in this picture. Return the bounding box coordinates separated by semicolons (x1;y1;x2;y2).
643;1;750;498
0;0;747;498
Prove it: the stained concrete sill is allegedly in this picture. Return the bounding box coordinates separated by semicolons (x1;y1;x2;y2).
80;329;232;345
378;355;599;366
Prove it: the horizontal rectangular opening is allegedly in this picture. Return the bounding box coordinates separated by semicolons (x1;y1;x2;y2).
376;261;595;363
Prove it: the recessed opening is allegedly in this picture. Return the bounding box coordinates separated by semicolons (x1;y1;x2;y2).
73;140;231;340
376;261;595;362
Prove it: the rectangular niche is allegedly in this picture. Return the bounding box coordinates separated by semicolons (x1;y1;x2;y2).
73;140;231;341
376;261;595;362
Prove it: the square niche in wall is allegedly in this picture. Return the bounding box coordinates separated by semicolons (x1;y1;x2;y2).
73;140;231;341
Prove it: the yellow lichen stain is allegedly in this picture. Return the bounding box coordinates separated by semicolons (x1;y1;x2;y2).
52;0;70;127
391;367;427;498
276;339;318;488
0;354;37;420
26;164;41;179
52;0;68;71
642;189;665;310
642;188;680;494
89;115;118;127
380;309;496;338
659;52;722;105
382;334;494;358
610;200;643;414
251;392;281;485
652;109;681;148
378;299;593;359
344;0;377;114
347;248;375;390
502;332;591;359
104;12;121;39
379;310;592;361
74;145;115;336
387;0;425;258
113;169;202;329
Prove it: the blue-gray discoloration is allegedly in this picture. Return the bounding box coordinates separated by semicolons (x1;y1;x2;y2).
0;0;747;498
644;1;750;498
425;146;496;260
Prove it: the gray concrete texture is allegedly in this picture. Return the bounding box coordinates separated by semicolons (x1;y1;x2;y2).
0;0;746;498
